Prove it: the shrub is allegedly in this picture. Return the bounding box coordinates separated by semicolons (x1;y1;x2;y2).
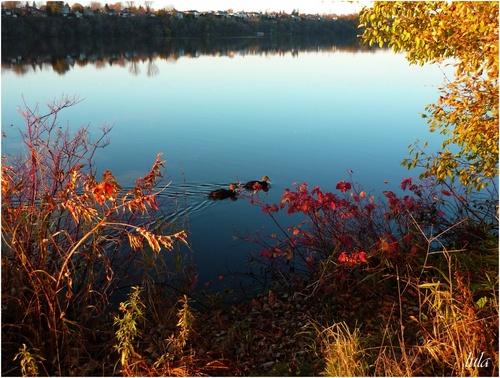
242;173;498;376
250;173;491;286
1;96;187;376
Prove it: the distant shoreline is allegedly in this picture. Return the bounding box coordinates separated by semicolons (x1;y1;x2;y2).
1;11;359;40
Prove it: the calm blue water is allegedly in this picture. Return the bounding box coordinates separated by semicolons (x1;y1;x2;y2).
1;41;453;292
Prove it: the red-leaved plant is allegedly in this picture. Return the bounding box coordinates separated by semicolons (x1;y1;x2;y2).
242;171;496;290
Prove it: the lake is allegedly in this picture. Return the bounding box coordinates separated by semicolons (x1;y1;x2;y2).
1;37;453;296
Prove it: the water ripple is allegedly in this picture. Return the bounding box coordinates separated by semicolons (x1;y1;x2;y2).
130;182;241;225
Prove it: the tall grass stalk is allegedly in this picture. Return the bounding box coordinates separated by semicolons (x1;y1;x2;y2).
13;344;46;377
113;286;145;375
320;321;368;376
174;294;195;352
417;258;497;376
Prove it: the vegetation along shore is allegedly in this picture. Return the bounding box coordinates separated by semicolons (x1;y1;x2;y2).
1;1;498;376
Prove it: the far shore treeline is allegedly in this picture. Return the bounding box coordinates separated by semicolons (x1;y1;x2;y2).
1;4;359;40
1;5;361;75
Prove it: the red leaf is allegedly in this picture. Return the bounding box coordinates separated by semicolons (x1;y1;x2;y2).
336;181;351;193
400;178;413;191
338;252;348;263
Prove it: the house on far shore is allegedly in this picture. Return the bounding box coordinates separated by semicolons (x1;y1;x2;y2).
185;10;200;18
120;8;134;17
61;4;70;16
67;11;83;19
84;8;96;17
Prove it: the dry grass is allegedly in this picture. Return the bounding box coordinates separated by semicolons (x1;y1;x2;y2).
319;321;368;376
316;242;498;377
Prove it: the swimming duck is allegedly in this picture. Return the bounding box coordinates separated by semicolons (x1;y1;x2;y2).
208;183;238;200
244;176;271;192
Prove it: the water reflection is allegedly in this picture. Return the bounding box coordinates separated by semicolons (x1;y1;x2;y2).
2;35;373;76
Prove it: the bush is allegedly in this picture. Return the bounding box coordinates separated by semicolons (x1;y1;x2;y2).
240;172;498;376
1;96;187;376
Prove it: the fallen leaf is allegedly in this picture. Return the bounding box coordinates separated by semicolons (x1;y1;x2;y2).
268;290;276;307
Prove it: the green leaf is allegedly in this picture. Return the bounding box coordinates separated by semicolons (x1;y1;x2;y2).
419;282;441;289
476;296;488;309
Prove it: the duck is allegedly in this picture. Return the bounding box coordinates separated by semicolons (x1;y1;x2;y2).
243;176;271;192
208;183;238;200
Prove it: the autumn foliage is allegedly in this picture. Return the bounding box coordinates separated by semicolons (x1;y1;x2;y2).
359;1;498;191
257;175;451;275
242;170;498;375
3;4;500;371
1;96;187;376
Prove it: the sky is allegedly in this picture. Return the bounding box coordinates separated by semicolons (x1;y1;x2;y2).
76;0;372;15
